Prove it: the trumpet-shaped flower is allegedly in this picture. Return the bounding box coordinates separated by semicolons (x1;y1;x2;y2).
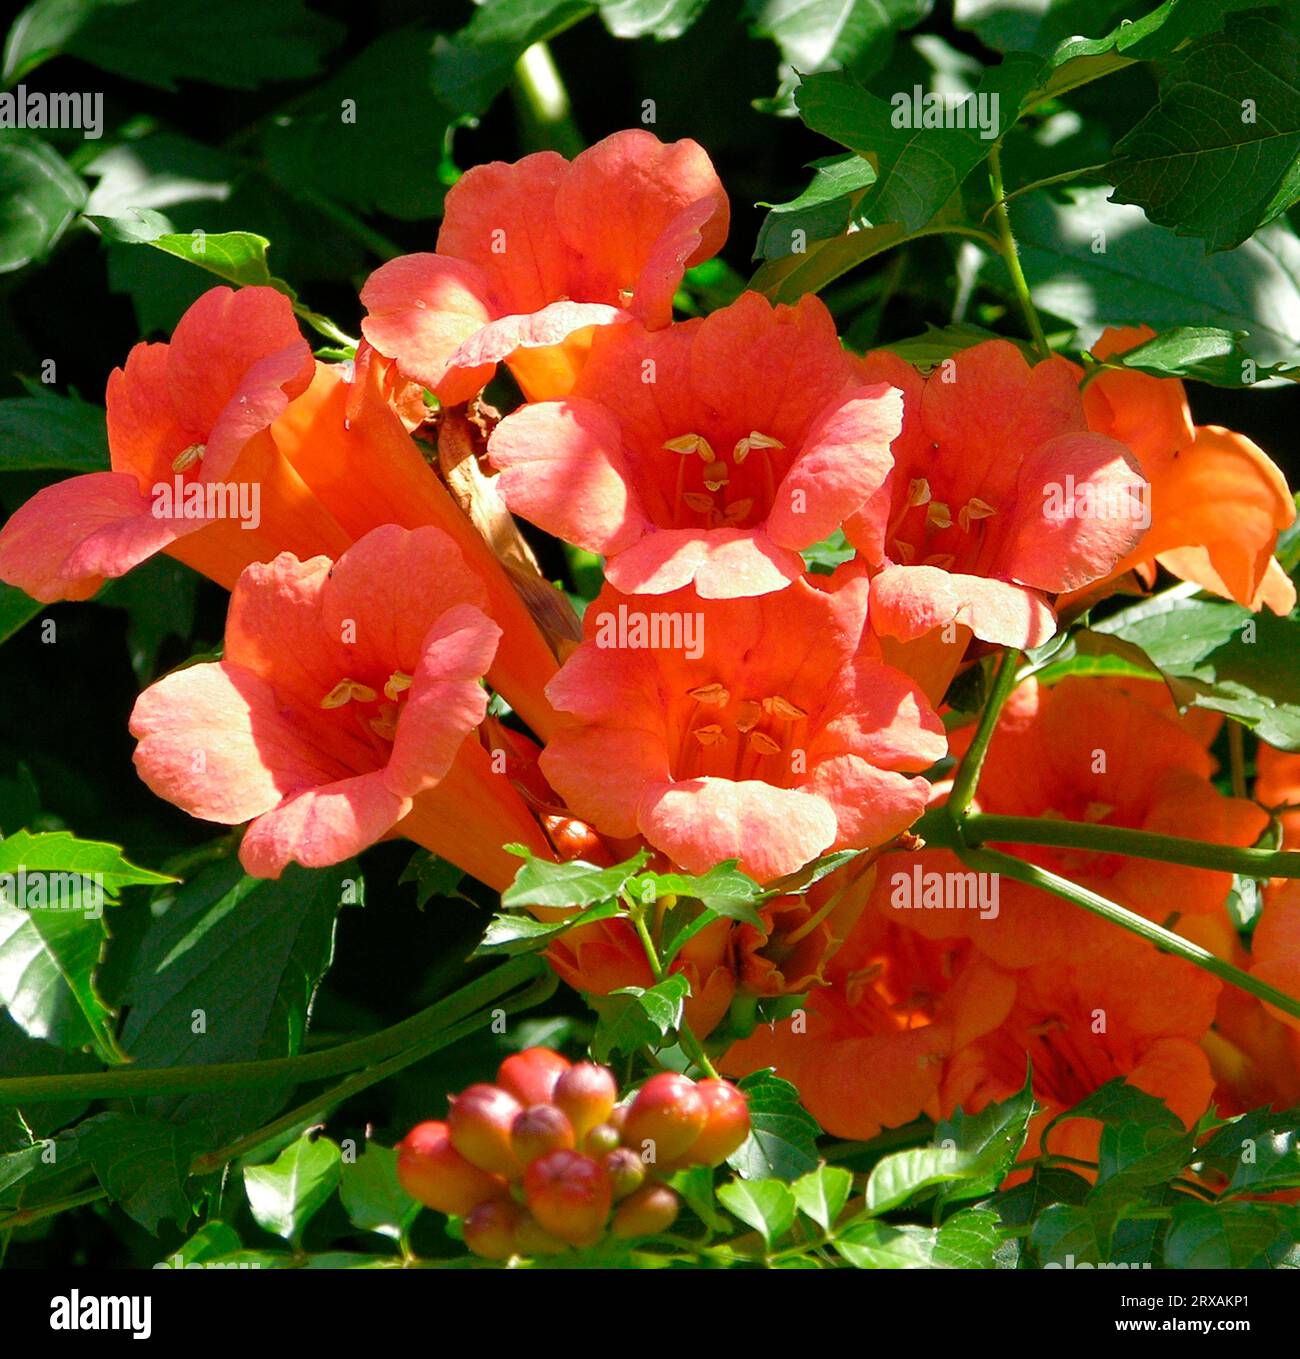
845;341;1147;682
538;572;946;883
0;287;350;602
1079;326;1295;614
130;525;550;887
489;292;903;598
360;129;729;405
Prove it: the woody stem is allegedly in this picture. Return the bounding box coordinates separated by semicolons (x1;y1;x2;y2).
963;814;1300;878
959;846;1300;1023
987;145;1050;358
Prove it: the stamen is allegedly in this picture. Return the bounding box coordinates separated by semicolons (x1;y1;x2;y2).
692;724;725;747
907;477;931;507
748;731;781;756
723;498;754;522
702;464;730;491
957;497;996;533
663;433;715;462
369;705;399;741
925;501;953;530
321;678;378;709
172;442;206;473
734;700;762;733
682;491;715;514
384;671;414;702
892;539;916;563
764;695;807;721
688;682;730;706
922;553;956;569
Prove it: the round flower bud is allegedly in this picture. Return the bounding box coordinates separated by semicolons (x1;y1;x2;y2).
511;1103;576;1165
601;1146;646;1201
513;1211;569;1256
396;1121;505;1217
523;1149;613;1246
583;1122;621;1157
622;1073;707;1164
687;1079;751;1166
553;1062;618;1141
497;1047;571;1106
612;1184;680;1239
464;1198;524;1261
448;1083;523;1175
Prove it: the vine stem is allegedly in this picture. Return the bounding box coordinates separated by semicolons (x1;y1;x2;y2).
512;41;583;157
986;146;1049;357
946;649;1020;820
959;845;1300;1024
0;955;548;1105
628;902;719;1080
963;814;1300;879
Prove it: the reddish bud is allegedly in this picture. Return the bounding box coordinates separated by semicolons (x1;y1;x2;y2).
497;1047;571;1106
464;1198;524;1261
584;1122;621;1157
602;1147;646;1201
622;1073;707;1163
396;1121;505;1217
511;1103;575;1164
554;1062;619;1141
688;1079;751;1166
612;1184;680;1239
523;1149;612;1246
448;1083;522;1175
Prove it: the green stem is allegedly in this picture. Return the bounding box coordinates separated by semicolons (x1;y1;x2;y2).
293;303;359;351
191;971;557;1175
0;956;546;1105
1228;723;1247;801
0;1187;107;1233
947;650;1020;820
964;815;1300;879
628;902;718;1079
511;41;583;157
982;162;1109;220
987;146;1049;357
960;846;1300;1023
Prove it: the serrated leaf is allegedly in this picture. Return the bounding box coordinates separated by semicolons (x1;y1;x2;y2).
400;850;465;909
930;1078;1038;1205
934;1206;1003;1268
1030;1203;1104;1266
1091;1121;1197;1216
79;1111;201;1235
589;974;690;1063
993;1166;1091;1228
717;1177;796;1248
1087;325;1297;387
1163;1201;1291;1268
502;849;651;911
668;1163;731;1231
635;860;767;926
1109;15;1300;253
834;1219;940;1267
340;1144;419;1241
474;900;622;958
244;1135;341;1245
791;1164;853;1230
728;1070;821;1182
1044;1077;1184;1145
156;1220;242;1267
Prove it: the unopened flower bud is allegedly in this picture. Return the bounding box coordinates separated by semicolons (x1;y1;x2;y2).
554;1062;618;1141
448;1083;522;1175
688;1079;751;1166
612;1184;680;1239
497;1047;571;1106
523;1149;612;1247
396;1121;506;1217
622;1073;707;1163
464;1198;524;1261
601;1146;646;1200
511;1103;576;1164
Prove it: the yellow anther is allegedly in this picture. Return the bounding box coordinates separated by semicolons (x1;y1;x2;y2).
926;501;953;530
1084;801;1115;823
171;442;206;473
320;678;378;710
384;671;414;702
733;430;783;465
892;539;916;563
682;491;715;514
907;477;931;507
748;731;781;756
723;498;754;522
663;433;715;461
764;695;807;721
703;464;730;491
617;287;635;306
688;682;730;706
369;708;399;741
692;724;725;747
735;700;762;733
958;497;996;533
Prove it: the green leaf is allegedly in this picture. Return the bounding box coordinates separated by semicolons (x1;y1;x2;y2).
0;133;85;273
1163;1201;1292;1268
1090;1121;1197;1216
635;860;768;927
834;1219;941;1267
120;857;348;1145
668;1163;731;1231
1030;1202;1103;1266
933;1206;1004;1268
953;0;1135;56
1005;186;1300;366
879;321;1021;369
599;0;709;39
589;974;690;1062
728;1070;821;1182
0;583;43;646
717;1176;796;1248
431;0;593;119
339;1143;419;1241
79;1111;200;1235
99;556;198;683
791;1163;853;1230
243;1135;341;1245
262;28;452;221
746;0;931;85
474;900;623;958
800;528;857;575
931;1078;1038;1204
766;848;865;896
865;1145;970;1214
1087;325;1298;387
1109;14;1300;253
3;0;342;90
0;831;171;1062
502;848;651;910
156;1220;242;1267
993;1166;1091;1228
88;221;296;298
0;383;109;472
1044;1078;1183;1142
756;154;879;261
400;850;466;908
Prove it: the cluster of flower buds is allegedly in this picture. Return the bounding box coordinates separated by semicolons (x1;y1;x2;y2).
396;1048;750;1258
